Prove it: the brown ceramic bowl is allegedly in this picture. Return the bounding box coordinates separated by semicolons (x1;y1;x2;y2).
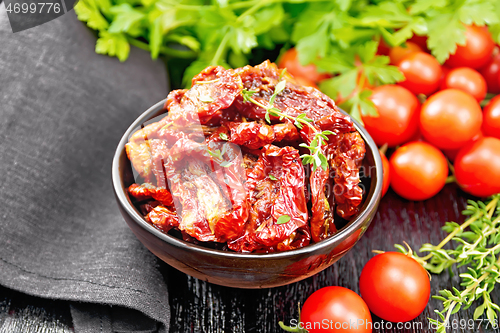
112;98;383;289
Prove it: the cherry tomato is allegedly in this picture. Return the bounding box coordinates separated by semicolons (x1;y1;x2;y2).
408;34;428;51
362;85;420;147
398;52;442;95
389;42;423;65
389;142;448;201
380;152;390;197
377;38;391;56
483;95;500;139
439;66;451;87
455;137;500;197
420;89;482;150
445;25;495;69
359;252;430;323
440;67;487;102
443;130;483;162
300;286;372;333
479;49;500;94
278;48;329;83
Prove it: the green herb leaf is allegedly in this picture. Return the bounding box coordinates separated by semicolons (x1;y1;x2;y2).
269;174;277;181
107;3;145;34
95;31;130;62
219;133;229;141
75;0;110;31
395;194;500;330
276;215;291;225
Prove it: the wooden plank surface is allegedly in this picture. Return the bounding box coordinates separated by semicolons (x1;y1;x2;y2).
1;184;500;333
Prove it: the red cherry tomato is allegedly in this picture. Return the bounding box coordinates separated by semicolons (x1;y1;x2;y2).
377;39;391;56
408;35;428;51
439;66;451;87
362;85;420;147
278;48;329;83
300;286;372;333
441;67;487;102
380;152;390;197
483;95;500;139
443;130;483;162
389;42;423;65
359;252;430;323
455;137;500;197
445;25;495;69
390;142;448;201
420;89;482;150
479;49;500;94
398;52;442;95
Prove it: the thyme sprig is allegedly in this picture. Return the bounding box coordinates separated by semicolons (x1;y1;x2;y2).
396;194;500;333
241;80;333;171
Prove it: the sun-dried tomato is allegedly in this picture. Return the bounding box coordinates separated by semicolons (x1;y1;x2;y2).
128;183;174;207
228;145;310;252
298;125;336;242
145;205;179;233
228;121;275;149
309;166;336;242
168;66;243;126
160;140;248;243
233;61;353;133
328;132;366;218
272;122;300;142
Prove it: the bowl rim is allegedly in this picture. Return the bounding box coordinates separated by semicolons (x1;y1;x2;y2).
112;98;383;259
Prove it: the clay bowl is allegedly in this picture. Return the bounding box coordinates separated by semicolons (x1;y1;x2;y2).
112;98;383;288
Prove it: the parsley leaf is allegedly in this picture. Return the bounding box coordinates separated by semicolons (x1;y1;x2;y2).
107;3;145;34
427;13;466;63
75;0;110;31
95;31;130;62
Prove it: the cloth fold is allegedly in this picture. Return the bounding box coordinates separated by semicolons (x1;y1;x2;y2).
0;5;171;331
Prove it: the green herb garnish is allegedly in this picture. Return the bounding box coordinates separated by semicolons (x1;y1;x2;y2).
242;80;330;171
276;215;291;225
396;195;500;332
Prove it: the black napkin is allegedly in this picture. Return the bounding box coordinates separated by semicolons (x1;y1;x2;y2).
0;6;171;332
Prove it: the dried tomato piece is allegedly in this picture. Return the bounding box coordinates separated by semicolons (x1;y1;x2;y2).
128;183;174;207
145;205;179;233
125;114;171;181
228;145;309;252
272;122;300;142
328;132;366;218
167;66;243;126
309;166;336;243
161;141;248;243
228;121;275;149
298;125;336;242
125;140;153;181
138;200;160;215
233;61;354;135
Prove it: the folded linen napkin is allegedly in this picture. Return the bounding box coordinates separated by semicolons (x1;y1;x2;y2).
0;6;171;332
